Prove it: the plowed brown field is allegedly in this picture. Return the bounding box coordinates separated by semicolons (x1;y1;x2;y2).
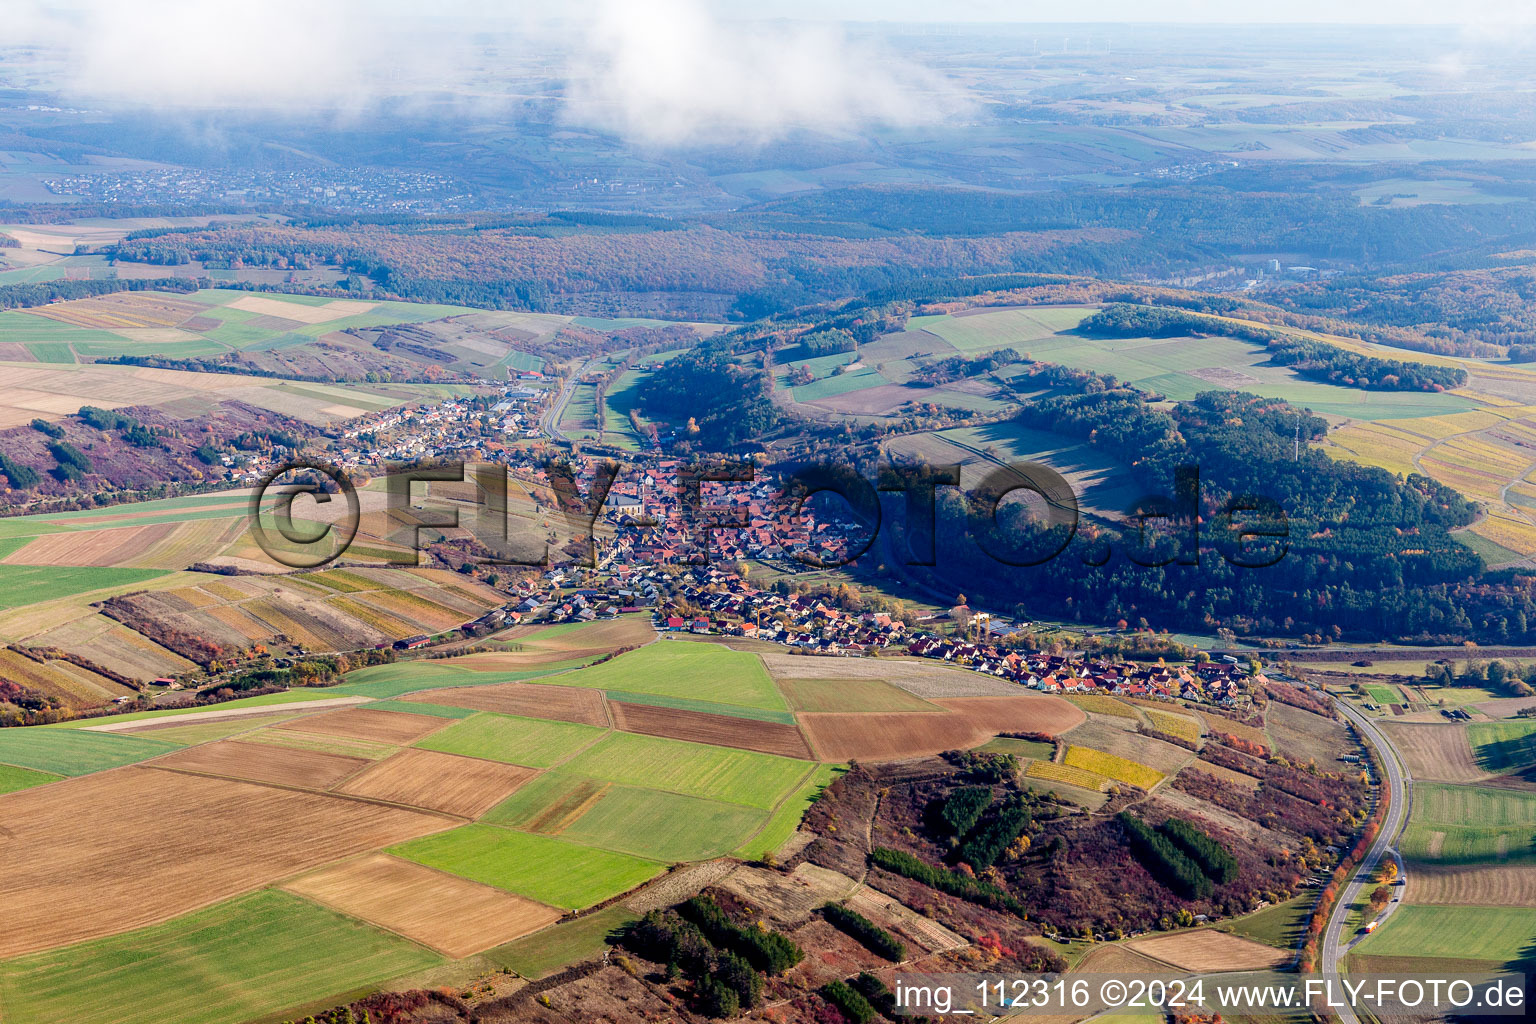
150;739;370;789
1126;929;1290;971
0;768;449;957
282;853;561;958
609;702;814;759
798;694;1082;762
276;706;449;745
1378;721;1489;783
337;748;536;817
1406;864;1536;907
401;680;609;727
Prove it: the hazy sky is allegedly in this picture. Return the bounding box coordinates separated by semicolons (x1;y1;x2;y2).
5;0;1530;147
743;0;1536;23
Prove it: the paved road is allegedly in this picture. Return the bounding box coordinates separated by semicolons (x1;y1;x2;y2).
1319;692;1413;1023
540;358;596;444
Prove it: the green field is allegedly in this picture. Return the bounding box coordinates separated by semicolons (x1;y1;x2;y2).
975;736;1056;759
776;676;939;714
42;688;344;729
603;689;798;724
554;781;769;861
328;660;593;699
539;642;786;711
391;825;663;910
1217;896;1312;950
483;905;637;980
1351;904;1536;962
0;566;170;610
732;762;844;861
1467;720;1536;772
560;731;811;810
910;307;1476;421
0;763;61;795
0;890;441;1024
414;712;606;768
1401;782;1536;864
0;729;181;776
1363;683;1403;705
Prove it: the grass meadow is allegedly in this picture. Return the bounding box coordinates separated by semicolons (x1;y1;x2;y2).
536;641;787;712
414;712;607;768
391;825;663;910
561;730;811;810
0;890;440;1024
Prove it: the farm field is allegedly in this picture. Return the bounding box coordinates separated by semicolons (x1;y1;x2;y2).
1378;721;1488;782
0;889;441;1024
914;307;1477;418
390;824;664;910
553;782;770;861
1216;896;1310;950
337;748;537;818
1062;745;1166;789
151;739;372;790
776;675;939;713
0;564;169;611
414;712;607;768
281;853;562;959
1400;782;1536;866
274;706;449;745
733;763;844;861
607;700;814;758
1124;929;1291;971
798;694;1083;762
0;728;180;775
528;640;788;711
1351;904;1536;962
560;730;812;810
484;905;638;980
0;767;447;957
403;679;610;726
0;763;59;795
1467;720;1536;772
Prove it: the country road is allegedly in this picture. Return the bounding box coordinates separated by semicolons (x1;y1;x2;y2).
1319;691;1413;1024
540;358;596;444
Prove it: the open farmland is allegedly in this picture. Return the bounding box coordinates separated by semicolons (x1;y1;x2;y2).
1379;721;1488;782
1062;745;1165;789
1351;904;1536;963
1124;930;1291;971
0;763;59;795
531;640;787;711
274;706;449;745
415;712;607;768
390;824;664;910
776;675;939;713
281;853;562;959
560;730;812;810
547;781;770;862
800;693;1082;762
1467;720;1536;772
1401;782;1536;866
402;678;610;726
150;739;372;790
0;767;447;957
0;889;441;1024
1406;864;1536;907
338;748;537;817
0;728;180;775
608;701;814;758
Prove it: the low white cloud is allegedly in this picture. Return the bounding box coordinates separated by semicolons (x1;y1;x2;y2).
563;0;971;145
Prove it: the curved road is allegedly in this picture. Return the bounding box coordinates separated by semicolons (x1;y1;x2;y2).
540;358;596;445
1319;692;1413;1023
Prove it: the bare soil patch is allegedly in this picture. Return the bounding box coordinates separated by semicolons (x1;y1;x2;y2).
276;706;449;745
1060;717;1193;776
799;695;1082;762
609;701;813;759
1076;943;1176;973
337;748;536;818
0;767;448;957
1126;930;1290;972
1;522;176;567
1266;701;1352;767
402;681;609;727
1406;864;1536;907
759;651;1028;697
283;853;561;957
150;739;370;790
1378;721;1489;783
